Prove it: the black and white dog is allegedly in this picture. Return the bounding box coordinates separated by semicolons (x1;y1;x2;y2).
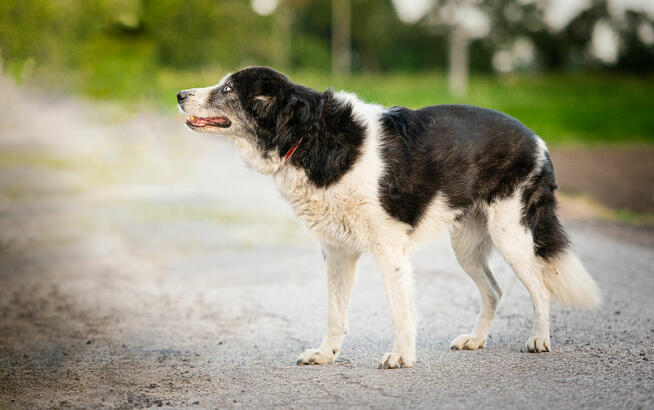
177;67;600;369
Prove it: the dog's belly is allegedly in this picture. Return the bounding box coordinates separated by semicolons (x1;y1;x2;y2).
407;194;463;243
274;168;464;250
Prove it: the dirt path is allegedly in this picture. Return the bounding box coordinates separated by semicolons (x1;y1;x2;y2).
0;78;652;409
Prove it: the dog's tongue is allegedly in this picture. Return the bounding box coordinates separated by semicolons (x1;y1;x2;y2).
189;115;229;126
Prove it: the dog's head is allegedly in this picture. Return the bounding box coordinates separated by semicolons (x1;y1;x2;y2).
177;67;322;173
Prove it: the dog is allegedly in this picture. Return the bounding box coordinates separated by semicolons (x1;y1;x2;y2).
177;67;600;369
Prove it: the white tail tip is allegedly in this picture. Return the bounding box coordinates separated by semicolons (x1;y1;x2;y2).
542;250;601;309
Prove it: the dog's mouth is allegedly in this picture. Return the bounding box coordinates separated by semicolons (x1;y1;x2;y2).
186;115;231;129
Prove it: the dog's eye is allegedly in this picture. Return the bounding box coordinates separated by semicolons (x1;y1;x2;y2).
222;84;232;93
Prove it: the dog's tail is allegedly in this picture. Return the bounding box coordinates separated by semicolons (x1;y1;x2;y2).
540;250;601;308
524;152;601;309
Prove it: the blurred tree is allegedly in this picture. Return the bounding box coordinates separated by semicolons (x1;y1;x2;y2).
419;0;490;95
448;24;469;96
1;0;652;84
292;0;445;72
618;10;654;71
482;0;654;72
332;0;351;76
251;0;295;71
142;0;269;69
272;1;293;70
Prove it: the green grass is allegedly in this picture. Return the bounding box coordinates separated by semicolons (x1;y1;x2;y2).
613;208;654;225
19;64;654;145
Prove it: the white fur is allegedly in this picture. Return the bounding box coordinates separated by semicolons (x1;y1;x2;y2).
234;137;283;175
487;192;553;352
540;251;601;308
449;206;501;350
297;244;360;365
411;195;463;243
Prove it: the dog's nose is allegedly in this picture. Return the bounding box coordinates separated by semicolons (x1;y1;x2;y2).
177;90;190;103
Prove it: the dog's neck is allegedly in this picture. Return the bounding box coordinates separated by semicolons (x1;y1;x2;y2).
237;90;375;191
277;90;370;188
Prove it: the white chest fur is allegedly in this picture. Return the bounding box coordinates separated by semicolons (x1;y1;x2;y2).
273;167;375;249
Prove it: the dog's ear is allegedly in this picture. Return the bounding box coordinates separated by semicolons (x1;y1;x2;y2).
252;95;276;118
274;91;316;150
290;95;312;124
277;93;314;130
280;93;313;125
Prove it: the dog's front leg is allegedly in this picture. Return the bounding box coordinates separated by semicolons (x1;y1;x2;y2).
297;244;360;365
373;244;416;369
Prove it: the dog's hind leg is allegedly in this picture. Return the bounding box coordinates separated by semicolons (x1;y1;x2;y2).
449;213;502;350
297;244;360;365
487;194;552;353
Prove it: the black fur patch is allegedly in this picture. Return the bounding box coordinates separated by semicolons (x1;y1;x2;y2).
520;153;570;260
231;67;365;187
379;105;540;227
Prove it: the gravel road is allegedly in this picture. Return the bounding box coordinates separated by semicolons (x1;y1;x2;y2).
1;78;653;409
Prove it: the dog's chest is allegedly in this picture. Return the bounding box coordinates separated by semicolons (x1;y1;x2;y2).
273;167;378;249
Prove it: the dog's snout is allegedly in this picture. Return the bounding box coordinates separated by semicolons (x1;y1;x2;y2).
177;90;191;104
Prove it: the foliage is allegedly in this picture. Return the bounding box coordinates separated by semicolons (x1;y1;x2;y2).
0;0;652;145
2;0;653;76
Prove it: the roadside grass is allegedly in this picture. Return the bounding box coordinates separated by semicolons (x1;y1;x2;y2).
613;209;654;225
15;64;654;146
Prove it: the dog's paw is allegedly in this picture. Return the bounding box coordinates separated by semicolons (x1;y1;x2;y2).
523;336;550;353
450;334;486;350
296;348;336;365
378;352;414;369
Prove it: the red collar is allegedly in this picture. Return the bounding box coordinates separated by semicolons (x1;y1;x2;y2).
283;137;303;162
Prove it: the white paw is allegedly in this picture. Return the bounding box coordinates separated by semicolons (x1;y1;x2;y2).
378;352;414;369
296;348;337;365
450;334;486;350
524;336;551;353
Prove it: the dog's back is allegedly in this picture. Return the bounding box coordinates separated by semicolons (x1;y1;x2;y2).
379;104;541;225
